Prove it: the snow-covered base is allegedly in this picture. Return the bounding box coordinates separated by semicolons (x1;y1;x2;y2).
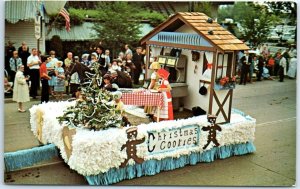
29;101;256;185
85;141;255;185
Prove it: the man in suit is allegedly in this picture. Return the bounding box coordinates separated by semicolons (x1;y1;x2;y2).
132;47;143;85
239;51;252;85
96;46;107;75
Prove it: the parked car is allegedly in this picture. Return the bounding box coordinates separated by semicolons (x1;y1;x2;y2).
268;33;280;41
281;32;295;42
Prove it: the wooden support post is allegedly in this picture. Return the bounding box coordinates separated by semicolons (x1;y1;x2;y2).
208;51;218;115
232;51;236;76
145;45;150;79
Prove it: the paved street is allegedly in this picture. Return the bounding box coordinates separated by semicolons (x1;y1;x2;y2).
3;78;297;186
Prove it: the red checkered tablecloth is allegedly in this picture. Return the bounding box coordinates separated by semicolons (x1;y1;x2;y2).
121;90;164;107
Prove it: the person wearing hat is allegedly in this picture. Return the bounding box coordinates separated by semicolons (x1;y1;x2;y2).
89;52;98;68
155;68;174;121
108;59;121;73
144;62;161;118
81;53;90;66
111;91;131;126
112;91;124;113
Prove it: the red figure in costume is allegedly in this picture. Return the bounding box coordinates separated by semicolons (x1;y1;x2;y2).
157;69;174;120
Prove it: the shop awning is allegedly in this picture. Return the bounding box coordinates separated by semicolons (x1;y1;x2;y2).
5;0;49;24
46;22;98;41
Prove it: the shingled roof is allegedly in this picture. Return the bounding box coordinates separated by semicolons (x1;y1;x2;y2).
141;12;249;52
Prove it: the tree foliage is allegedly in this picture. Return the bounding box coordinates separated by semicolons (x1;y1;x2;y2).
266;1;296;23
49;35;63;58
92;2;142;57
57;63;124;131
194;2;214;17
52;2;166;28
218;2;284;46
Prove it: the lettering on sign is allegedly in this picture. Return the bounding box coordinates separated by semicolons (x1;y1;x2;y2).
35;16;41;39
147;125;200;154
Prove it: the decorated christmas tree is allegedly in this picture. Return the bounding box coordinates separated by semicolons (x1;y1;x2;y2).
57;62;123;131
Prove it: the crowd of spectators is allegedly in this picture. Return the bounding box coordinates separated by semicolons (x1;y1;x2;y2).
4;40;297;112
236;44;297;85
5;42;146;111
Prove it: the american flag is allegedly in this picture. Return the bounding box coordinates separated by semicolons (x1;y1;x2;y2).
59;8;70;32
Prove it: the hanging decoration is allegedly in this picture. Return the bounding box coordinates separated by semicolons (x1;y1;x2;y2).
192;51;200;62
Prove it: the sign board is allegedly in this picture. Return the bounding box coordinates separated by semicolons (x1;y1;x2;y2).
158;56;167;65
157;56;178;67
35;16;41;39
147;125;200;155
166;57;177;67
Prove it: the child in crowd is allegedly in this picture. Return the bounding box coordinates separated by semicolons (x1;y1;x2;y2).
89;53;98;67
81;54;90;67
112;91;131;126
262;65;275;80
46;54;57;97
4;70;13;94
9;51;23;84
54;61;65;100
108;59;121;72
117;59;125;72
103;74;119;92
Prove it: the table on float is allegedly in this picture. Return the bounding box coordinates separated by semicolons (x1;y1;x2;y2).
120;89;164;122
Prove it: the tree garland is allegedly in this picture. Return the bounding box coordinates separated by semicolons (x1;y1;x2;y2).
57;63;123;131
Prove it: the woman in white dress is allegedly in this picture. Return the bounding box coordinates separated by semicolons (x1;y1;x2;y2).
13;65;30;112
287;54;297;79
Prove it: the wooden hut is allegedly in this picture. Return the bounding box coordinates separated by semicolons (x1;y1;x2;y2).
140;12;249;123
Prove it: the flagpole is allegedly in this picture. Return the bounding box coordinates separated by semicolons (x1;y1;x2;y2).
46;13;61;36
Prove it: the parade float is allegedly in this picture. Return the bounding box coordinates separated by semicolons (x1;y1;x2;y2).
5;12;255;185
